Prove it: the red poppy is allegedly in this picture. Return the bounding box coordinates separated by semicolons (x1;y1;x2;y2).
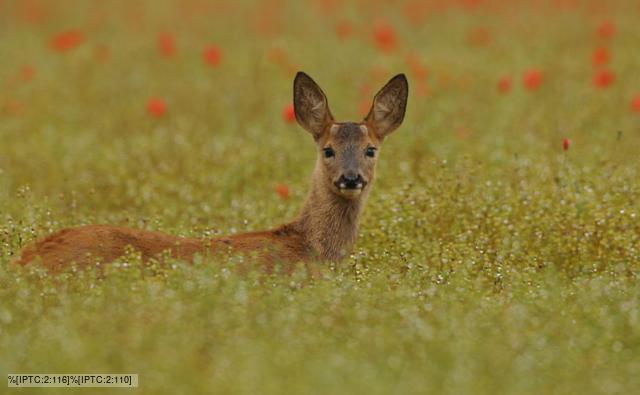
369;65;390;82
592;46;610;67
455;126;471;140
405;53;428;81
461;0;483;9
593;70;615;88
17;0;48;25
630;96;640;113
94;44;110;62
402;0;429;25
562;138;570;151
316;0;339;15
467;27;491;47
497;75;512;94
282;103;295;123
373;23;397;52
4;99;25;116
147;98;167;118
157;32;176;58
359;83;372;97
358;98;371;117
275;183;290;199
335;21;354;39
596;20;615;39
203;46;222;67
50;30;84;52
591;47;611;67
19;65;36;82
523;69;543;91
266;47;286;64
415;80;429;98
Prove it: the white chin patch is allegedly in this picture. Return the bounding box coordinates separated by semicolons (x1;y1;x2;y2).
339;188;362;198
339;182;364;189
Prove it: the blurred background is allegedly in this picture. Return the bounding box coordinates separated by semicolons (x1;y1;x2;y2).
1;0;639;242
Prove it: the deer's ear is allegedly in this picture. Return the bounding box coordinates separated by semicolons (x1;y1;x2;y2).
365;74;408;139
294;72;333;139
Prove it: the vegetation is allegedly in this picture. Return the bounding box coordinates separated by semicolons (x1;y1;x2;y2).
1;1;639;394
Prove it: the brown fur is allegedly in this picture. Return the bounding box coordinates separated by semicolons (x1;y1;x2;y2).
13;72;408;275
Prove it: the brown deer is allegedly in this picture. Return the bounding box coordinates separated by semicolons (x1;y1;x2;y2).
14;72;408;274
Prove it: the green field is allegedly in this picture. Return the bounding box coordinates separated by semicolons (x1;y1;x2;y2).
1;1;639;394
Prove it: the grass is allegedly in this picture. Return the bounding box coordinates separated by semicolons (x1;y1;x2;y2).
1;0;639;394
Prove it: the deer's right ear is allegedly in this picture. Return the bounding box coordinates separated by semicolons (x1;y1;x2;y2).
365;74;408;139
294;72;333;139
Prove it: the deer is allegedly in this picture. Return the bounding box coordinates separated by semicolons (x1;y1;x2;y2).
13;72;408;275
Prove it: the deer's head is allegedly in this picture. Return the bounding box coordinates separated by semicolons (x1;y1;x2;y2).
293;72;408;200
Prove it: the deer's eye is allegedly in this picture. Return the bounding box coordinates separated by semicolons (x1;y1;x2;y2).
323;147;335;158
365;147;377;158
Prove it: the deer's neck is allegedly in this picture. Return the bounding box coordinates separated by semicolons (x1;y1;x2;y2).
292;176;369;262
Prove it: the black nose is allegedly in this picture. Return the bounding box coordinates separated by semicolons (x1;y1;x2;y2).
336;174;366;189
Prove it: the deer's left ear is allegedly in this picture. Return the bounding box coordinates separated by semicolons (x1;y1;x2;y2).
365;74;408;139
294;72;334;140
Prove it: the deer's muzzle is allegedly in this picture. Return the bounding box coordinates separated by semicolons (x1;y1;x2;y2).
335;174;367;190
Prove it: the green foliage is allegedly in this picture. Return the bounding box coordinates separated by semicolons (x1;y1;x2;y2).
1;1;639;394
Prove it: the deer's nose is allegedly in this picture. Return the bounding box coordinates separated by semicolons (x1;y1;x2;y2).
336;173;366;190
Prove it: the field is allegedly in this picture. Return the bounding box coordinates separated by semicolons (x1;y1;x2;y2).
1;0;640;393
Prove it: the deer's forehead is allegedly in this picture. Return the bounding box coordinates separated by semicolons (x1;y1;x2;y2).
327;123;372;146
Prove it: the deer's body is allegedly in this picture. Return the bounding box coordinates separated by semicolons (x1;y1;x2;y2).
14;72;408;273
15;225;312;273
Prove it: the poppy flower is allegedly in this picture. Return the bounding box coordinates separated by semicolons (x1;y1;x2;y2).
17;0;47;25
203;46;222;67
402;1;428;25
630;95;640;113
157;32;176;57
266;47;286;65
597;20;615;39
335;21;354;39
4;99;25;115
405;53;428;81
50;30;84;52
461;0;483;9
455;126;471;139
359;83;372;97
415;80;429;98
497;75;512;93
467;27;491;47
275;183;290;199
373;23;397;52
358;98;371;117
147;98;167;118
282;103;295;123
523;69;543;91
19;65;36;82
592;47;610;67
316;0;339;15
562;138;570;151
94;44;110;62
593;70;615;88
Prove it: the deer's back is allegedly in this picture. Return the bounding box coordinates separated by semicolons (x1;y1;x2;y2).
14;223;314;272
